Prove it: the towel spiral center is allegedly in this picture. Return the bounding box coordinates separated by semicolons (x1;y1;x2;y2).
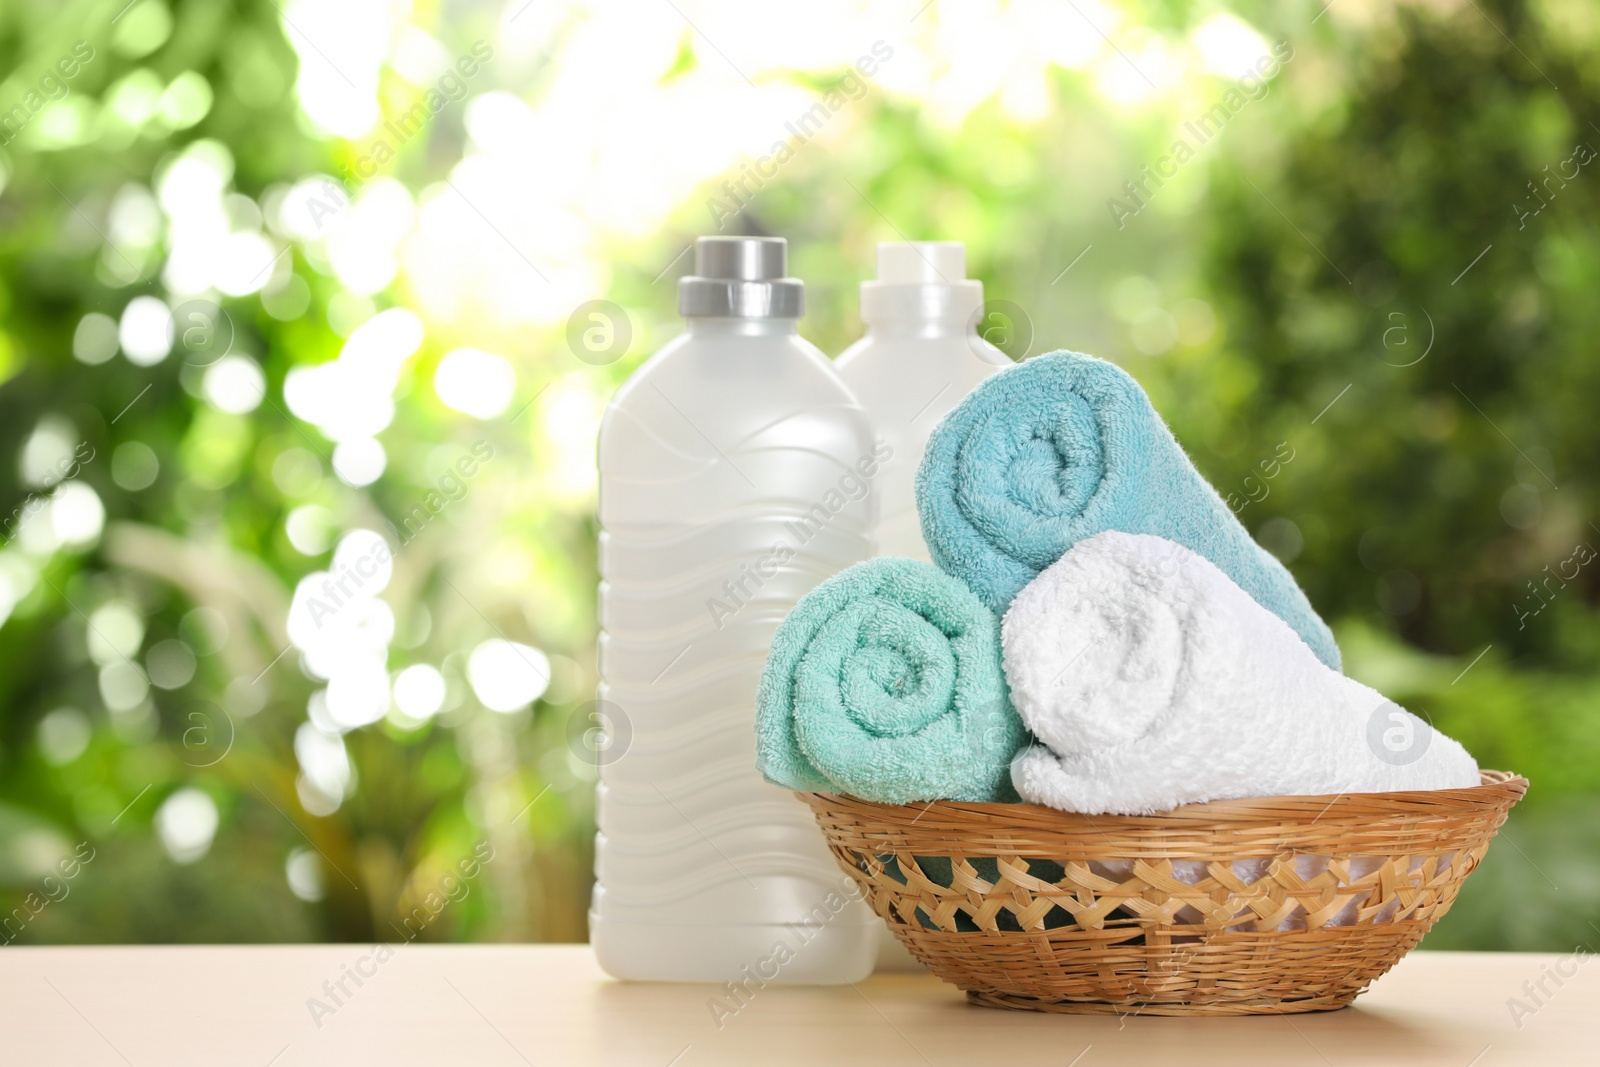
804;597;958;739
957;392;1106;569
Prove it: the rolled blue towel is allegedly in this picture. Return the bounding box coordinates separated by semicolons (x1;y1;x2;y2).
756;557;1026;804
915;351;1340;669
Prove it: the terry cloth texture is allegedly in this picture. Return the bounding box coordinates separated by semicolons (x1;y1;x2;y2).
915;350;1341;668
757;557;1026;804
1005;532;1479;815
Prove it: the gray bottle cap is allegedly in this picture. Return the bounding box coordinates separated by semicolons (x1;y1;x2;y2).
679;236;804;319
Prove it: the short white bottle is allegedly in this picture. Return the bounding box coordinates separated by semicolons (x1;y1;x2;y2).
835;241;1009;972
591;236;880;983
836;242;1011;561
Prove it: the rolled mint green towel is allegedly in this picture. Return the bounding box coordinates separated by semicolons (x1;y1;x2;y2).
756;557;1026;804
915;351;1341;669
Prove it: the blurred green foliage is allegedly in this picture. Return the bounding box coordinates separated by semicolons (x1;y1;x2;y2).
0;0;1596;952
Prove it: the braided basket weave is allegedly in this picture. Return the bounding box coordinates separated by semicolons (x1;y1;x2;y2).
801;770;1525;1015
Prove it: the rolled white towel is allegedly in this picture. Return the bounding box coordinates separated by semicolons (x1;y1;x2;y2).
1004;531;1480;815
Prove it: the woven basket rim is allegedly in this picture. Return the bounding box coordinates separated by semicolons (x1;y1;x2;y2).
803;769;1527;829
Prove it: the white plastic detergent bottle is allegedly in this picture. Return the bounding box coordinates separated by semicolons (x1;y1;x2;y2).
835;241;1009;973
836;241;1011;561
591;236;880;983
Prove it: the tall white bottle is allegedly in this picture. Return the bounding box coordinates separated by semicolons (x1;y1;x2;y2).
592;237;880;983
836;241;1009;972
835;242;1011;562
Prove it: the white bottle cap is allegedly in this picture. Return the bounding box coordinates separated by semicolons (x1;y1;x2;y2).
859;241;983;324
875;241;966;284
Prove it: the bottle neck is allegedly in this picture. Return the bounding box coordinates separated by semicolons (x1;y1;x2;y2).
859;315;974;340
683;316;800;338
858;281;983;337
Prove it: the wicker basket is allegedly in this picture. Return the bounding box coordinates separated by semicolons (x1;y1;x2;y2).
801;770;1526;1016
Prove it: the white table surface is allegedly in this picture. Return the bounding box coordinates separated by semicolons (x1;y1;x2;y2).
1;944;1593;1065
